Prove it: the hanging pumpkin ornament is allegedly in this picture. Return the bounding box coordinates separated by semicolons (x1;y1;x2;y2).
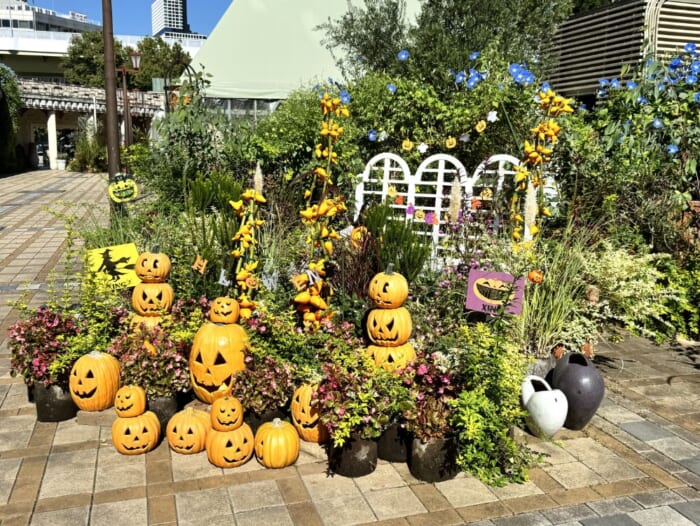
290;384;328;443
206;422;255;468
166;407;211;455
69;351;121;411
254;418;299;469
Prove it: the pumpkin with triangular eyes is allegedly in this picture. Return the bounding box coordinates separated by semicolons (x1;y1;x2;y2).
114;385;147;417
209;297;240;324
166;407;211;454
206;422;254;468
366;306;412;347
290;384;328;443
111;410;161;455
210;396;244;431
368;269;409;309
131;282;174;317
366;342;416;372
69;351;121;411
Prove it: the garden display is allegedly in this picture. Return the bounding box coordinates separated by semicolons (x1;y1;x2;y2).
69;351;121;412
111;385;161;455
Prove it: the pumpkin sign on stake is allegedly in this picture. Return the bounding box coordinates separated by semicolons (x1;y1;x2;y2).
108;173;139;203
290;384;328;443
69;351;121;412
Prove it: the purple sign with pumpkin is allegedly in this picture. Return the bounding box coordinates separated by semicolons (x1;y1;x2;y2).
465;270;524;315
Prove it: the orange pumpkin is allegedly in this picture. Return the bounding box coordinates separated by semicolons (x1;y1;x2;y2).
527;269;544;284
166;407;211;454
366;342;416;372
368;269;409;309
254;418;299;468
290;384;328;443
111;410;161;455
210;396;244;431
366;307;412;347
114;385;147;417
69;351;121;411
206;423;254;468
189;322;249;404
134;251;172;283
209;297;240;324
131;282;174;316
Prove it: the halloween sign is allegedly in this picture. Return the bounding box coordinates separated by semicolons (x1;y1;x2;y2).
108;173;139;203
465;270;524;315
86;243;140;286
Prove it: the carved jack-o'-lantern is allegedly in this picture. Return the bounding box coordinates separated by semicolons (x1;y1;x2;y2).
209;297;240;324
108;175;139;203
189;323;249;404
210;396;244;431
69;351;121;411
166;407;211;454
367;306;412;347
368;269;409;309
114;385;147;417
129;314;163;332
111;410;161;455
290;384;328;443
366;343;416;372
134;251;172;283
131;282;174;316
206;423;254;468
254;418;299;469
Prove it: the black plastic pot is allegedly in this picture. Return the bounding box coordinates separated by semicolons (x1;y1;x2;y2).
328;434;378;477
408;435;459;483
245;407;288;435
551;352;605;430
377;422;411;463
33;384;78;422
148;395;179;434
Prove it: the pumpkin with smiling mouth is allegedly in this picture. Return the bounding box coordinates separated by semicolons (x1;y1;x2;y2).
69;351;121;412
114;384;147;417
206;422;254;468
166;407;211;454
111;386;161;455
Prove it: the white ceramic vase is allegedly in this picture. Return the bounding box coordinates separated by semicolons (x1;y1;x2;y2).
521;375;568;439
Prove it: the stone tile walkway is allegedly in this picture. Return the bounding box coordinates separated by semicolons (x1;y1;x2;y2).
0;170;698;525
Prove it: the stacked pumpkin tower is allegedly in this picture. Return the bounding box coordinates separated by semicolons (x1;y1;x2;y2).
365;266;416;372
130;250;174;330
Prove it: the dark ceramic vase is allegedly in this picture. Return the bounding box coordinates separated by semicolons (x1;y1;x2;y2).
408;435;459;483
551;352;605;430
33;384;78;422
245;408;287;435
377;422;411;463
328;434;378;477
148;395;179;433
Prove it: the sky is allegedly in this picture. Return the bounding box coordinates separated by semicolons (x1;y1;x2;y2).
30;0;232;37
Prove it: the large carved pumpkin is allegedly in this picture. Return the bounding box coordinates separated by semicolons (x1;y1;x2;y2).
189;323;249;404
254;418;299;469
131;282;174;316
366;343;416;372
366;307;412;347
69;351;121;411
111;410;161;455
290;384;328;443
114;385;147;417
206;423;254;468
368;269;409;309
166;407;211;455
210;396;244;431
134;251;172;283
209;297;240;324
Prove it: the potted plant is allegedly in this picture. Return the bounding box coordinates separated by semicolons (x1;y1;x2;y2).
56;152;68;170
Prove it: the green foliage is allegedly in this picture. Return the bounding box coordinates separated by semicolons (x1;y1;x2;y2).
0;64;21;173
654;254;700;340
62;32;129;88
68;117;107;173
130;37;191;91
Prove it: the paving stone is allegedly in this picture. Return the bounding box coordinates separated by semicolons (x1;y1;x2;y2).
541;504;598;523
314;494;376;526
94;460;146;493
276;477;311;504
490;480;543;499
406;508;464;526
364;486;427;520
619;421;674;442
52;419;99;445
544;462;605;489
580;514;641;526
287;501;324;526
170;450;223;481
629;505;696;525
492;511;552;526
235;504;294;526
45;448;97;472
0;458;22;504
561;438;612;461
596;405;644;425
354;462;406;492
528;441;577;465
434;475;498;508
228;480;285;512
0;416;35;452
679;456;700;476
632;489;686;508
671;500;700;524
646;437;700;461
410;484;451;512
583;455;645;482
175;487;234;523
38;467;95;499
29;505;90;525
587;496;642;516
302;472;362;501
89;497;147;526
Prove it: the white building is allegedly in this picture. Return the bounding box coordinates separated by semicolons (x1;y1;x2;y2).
151;0;205;41
0;0;100;32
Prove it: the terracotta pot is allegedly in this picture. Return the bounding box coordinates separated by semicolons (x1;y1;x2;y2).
551;353;605;430
328;434;377;477
521;375;568;439
408;435;459;483
33;384;78;422
377;422;411;463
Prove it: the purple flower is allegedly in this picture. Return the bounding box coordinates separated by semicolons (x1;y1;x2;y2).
406;203;415;215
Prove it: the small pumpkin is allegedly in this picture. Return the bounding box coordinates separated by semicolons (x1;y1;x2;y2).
134;251;172;283
114;385;147;417
69;351;121;411
209;296;240;324
166;407;211;454
131;282;174;316
368;268;409;309
111;410;161;455
210;396;244;431
366;306;413;347
206;423;254;468
290;384;328;443
527;269;544;284
366;342;416;372
254;418;299;469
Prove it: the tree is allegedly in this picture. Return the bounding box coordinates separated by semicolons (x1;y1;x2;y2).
62;31;129;88
129;37;191;91
0;64;22;173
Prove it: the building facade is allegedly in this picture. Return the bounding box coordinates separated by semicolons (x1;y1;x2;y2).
0;0;99;32
151;0;204;40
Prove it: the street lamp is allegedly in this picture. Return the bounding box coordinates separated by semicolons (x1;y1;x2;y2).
118;51;141;149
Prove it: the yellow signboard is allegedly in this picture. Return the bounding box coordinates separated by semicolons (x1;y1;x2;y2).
86;243;140;287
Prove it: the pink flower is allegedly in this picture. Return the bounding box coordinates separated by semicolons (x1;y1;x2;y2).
417;363;429;375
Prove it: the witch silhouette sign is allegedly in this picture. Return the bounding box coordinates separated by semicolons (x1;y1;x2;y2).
86;243;140;287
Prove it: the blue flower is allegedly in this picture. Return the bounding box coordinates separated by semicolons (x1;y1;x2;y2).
579;103;587;111
652;117;663;129
469;51;480;60
685;42;697;54
455;71;466;84
694;92;700;103
466;77;479;89
610;78;620;89
541;82;551;91
692;61;700;74
598;78;609;86
397;49;410;62
368;130;377;142
387;83;397;94
508;63;522;76
339;90;351;104
597;88;607;98
627;81;638;90
670;57;682;70
667;144;679;155
686;74;698;85
637;96;648;104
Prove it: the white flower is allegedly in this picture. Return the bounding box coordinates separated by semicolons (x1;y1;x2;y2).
378;131;388;142
487;111;499;123
459;134;471;142
417;142;429;154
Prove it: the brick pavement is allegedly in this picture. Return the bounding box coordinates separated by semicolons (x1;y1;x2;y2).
0;169;698;525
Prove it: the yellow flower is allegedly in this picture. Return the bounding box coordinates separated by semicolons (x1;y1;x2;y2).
475;120;487;133
529;223;540;236
229;200;244;214
387;185;398;198
402;139;414;152
445;136;457;149
241;189;266;203
314;143;323;158
314;167;330;181
414;209;426;221
514;166;529;184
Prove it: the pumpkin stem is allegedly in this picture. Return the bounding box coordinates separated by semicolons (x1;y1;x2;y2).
272;417;283;427
386;263;395;275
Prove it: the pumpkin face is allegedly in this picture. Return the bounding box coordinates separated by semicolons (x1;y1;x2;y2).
111;410;161;455
114;385;147;417
129;314;163;332
368;271;409;309
366;343;416;372
209;297;240;324
189;323;248;404
108;177;139;203
290;384;328;443
210;396;244;431
131;282;174;316
473;278;515;305
206;423;254;468
134;251;172;283
69;351;121;411
166;407;211;454
254;418;299;469
527;269;544;284
367;307;412;347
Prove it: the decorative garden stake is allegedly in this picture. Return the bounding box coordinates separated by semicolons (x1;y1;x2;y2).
551;353;605;430
520;375;568;439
